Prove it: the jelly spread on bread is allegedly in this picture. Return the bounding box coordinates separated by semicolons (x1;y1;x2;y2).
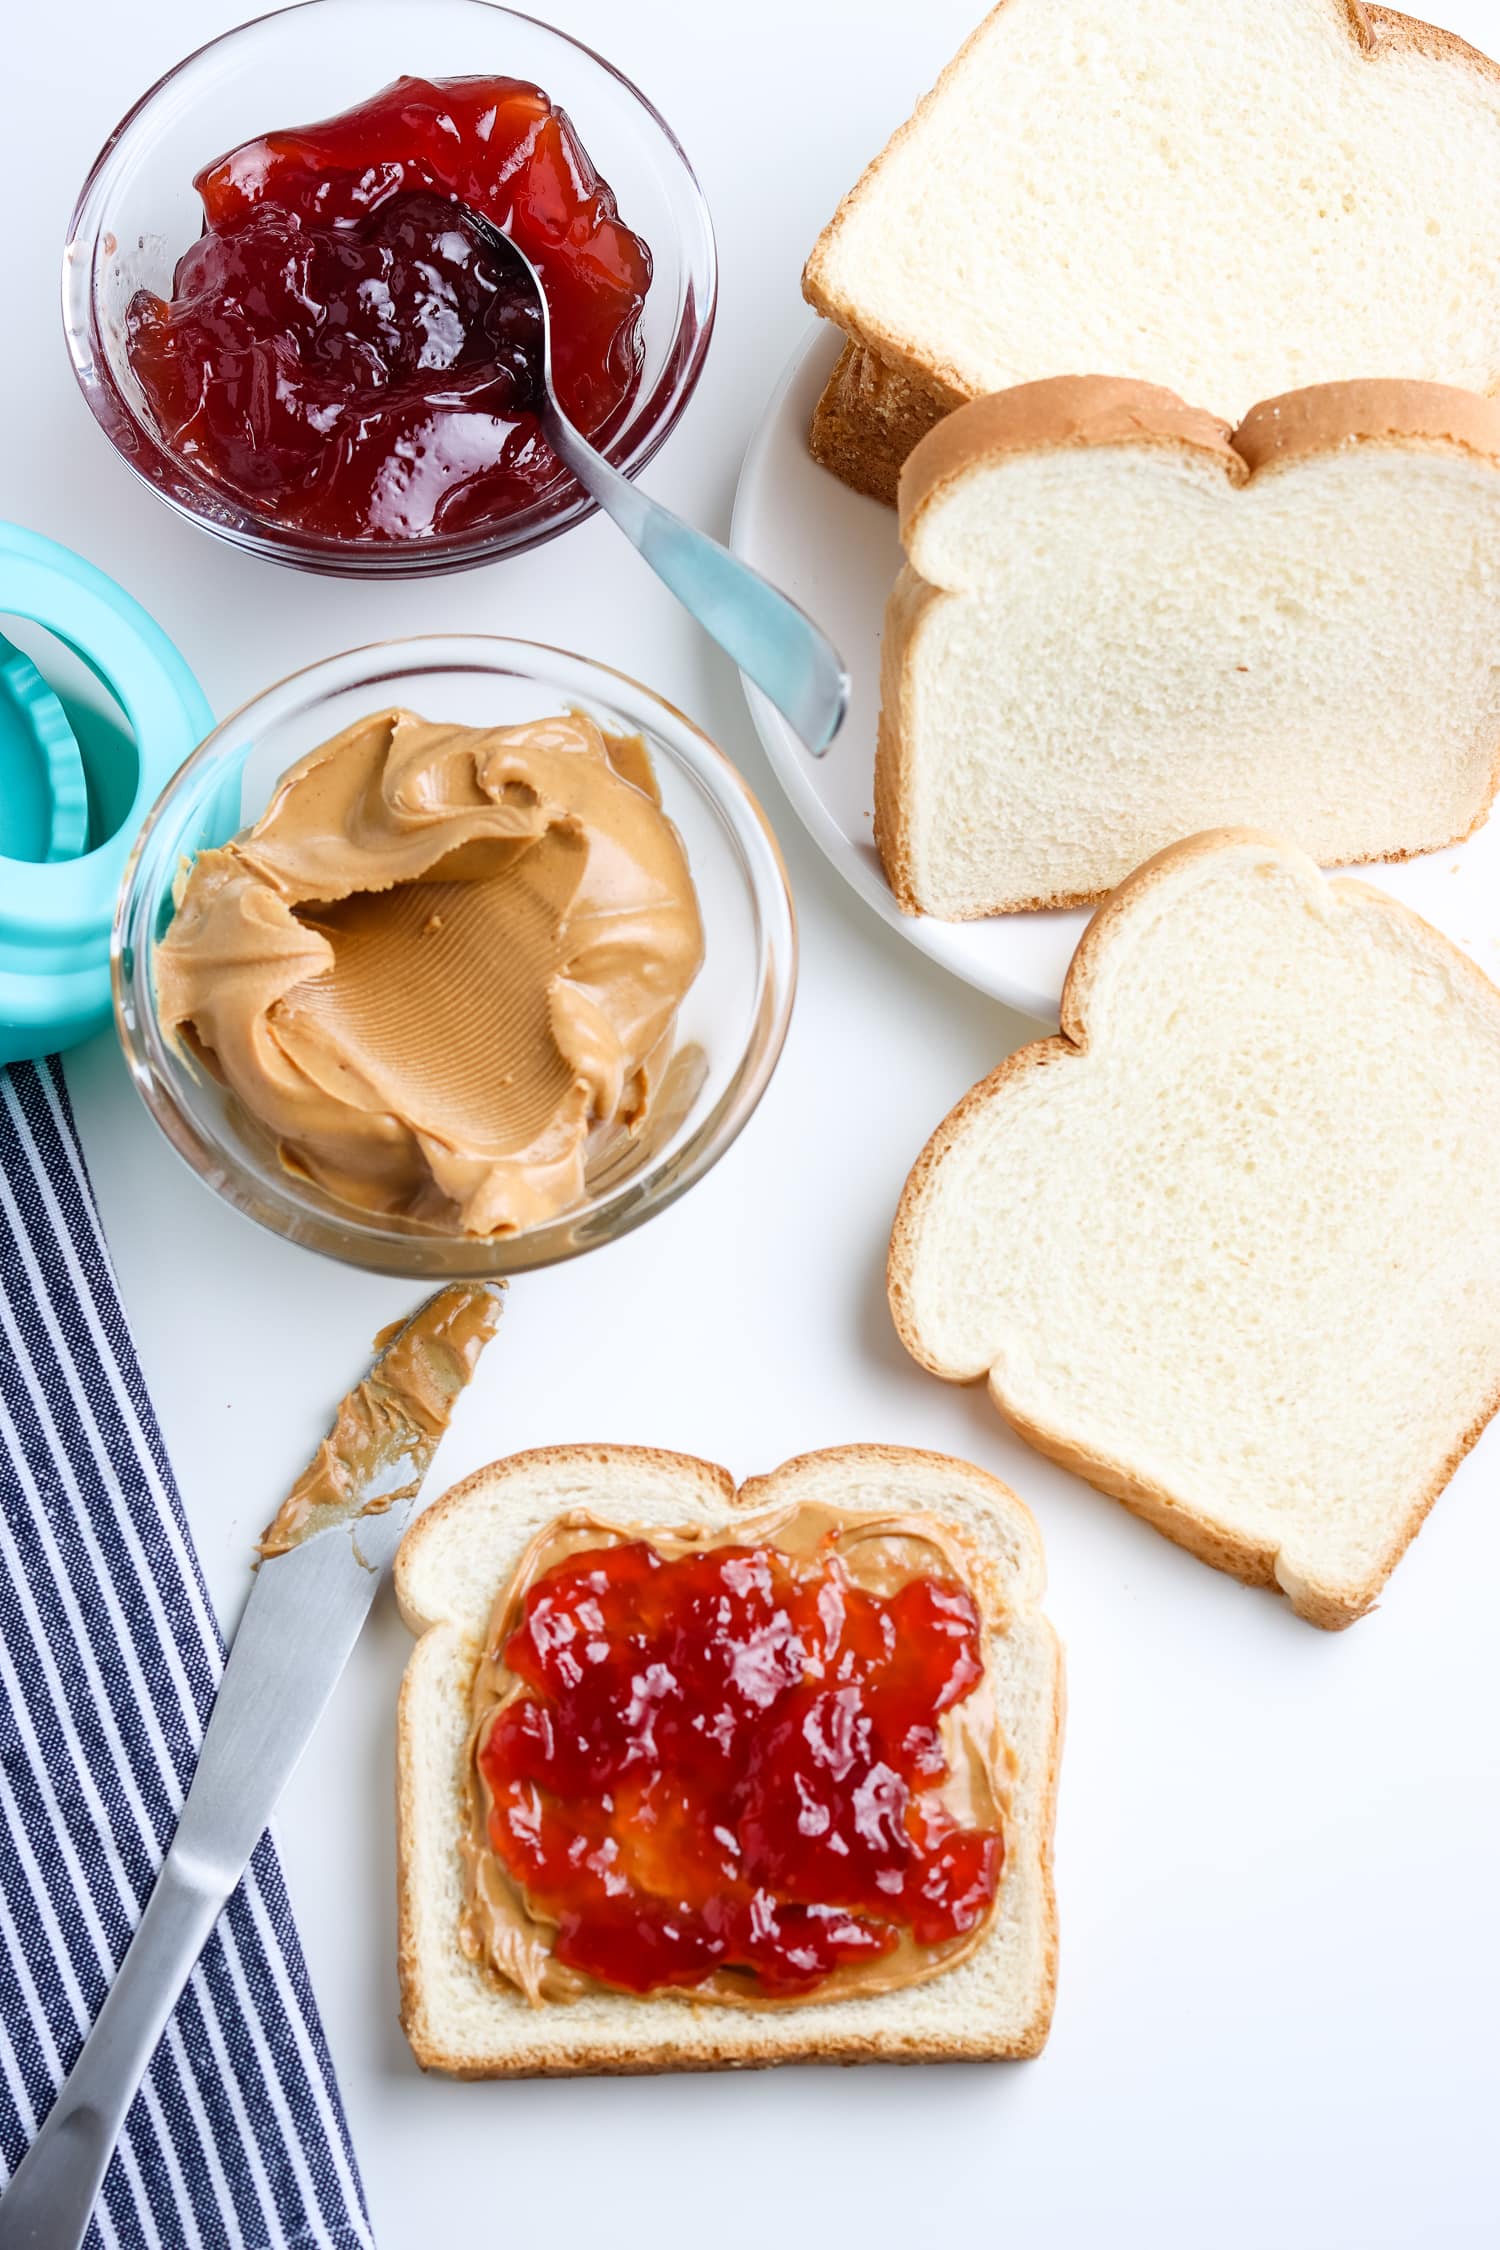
155;710;703;1238
463;1503;1007;2004
124;75;651;540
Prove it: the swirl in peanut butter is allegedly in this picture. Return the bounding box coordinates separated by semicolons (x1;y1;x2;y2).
156;710;704;1237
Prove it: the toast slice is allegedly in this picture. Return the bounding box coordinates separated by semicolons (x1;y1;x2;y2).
889;833;1500;1628
803;0;1500;498
877;376;1500;918
395;1443;1061;2075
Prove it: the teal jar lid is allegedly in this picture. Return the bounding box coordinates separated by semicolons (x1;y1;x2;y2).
0;524;211;1065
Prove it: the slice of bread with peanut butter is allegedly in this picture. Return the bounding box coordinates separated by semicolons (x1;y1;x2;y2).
802;0;1500;502
395;1443;1062;2076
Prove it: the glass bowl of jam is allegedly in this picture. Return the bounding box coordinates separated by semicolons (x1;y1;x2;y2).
63;0;716;575
113;637;796;1276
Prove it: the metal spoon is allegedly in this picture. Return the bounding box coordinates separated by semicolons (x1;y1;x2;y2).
463;208;848;755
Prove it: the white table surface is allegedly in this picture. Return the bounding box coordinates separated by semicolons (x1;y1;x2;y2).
7;2;1499;2243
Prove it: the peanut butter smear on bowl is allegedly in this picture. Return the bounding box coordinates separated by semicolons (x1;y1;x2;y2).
155;710;705;1237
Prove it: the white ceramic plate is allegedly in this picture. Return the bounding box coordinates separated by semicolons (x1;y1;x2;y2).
732;325;1500;1023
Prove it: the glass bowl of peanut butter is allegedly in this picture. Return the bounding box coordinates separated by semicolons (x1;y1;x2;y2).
114;637;796;1275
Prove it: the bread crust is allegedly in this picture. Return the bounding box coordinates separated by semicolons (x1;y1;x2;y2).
873;566;931;914
888;830;1500;1626
397;1442;1063;2075
394;1442;736;1630
876;376;1500;918
897;375;1241;540
1233;379;1500;475
809;338;948;504
802;0;1500;499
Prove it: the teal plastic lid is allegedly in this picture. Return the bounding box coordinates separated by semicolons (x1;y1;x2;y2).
0;524;211;1065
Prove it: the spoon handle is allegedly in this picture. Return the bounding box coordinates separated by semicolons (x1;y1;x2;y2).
540;404;848;754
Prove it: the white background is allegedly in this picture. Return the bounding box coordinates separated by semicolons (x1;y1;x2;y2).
7;2;1500;2244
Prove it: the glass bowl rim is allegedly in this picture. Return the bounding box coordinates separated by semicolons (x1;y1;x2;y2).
61;0;719;575
112;632;797;1275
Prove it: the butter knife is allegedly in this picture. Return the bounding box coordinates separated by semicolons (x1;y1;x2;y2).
0;1281;504;2250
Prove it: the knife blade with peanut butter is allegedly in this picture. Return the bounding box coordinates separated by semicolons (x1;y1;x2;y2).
259;1280;506;1556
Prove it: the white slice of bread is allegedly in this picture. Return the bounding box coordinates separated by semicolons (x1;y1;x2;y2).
877;376;1500;919
802;0;1500;495
890;832;1500;1628
395;1442;1062;2075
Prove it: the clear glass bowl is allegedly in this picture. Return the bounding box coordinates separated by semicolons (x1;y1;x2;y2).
114;638;796;1275
62;0;717;577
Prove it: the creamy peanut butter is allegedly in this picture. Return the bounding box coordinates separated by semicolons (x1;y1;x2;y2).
259;1281;504;1557
462;1502;1013;2009
156;710;704;1237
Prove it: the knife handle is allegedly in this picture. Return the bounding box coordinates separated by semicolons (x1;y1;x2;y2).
0;1847;230;2250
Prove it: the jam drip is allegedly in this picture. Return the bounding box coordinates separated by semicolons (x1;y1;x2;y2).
479;1536;1003;1998
124;76;651;540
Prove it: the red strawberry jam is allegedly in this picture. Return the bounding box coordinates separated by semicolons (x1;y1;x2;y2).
123;76;651;541
478;1533;1003;1998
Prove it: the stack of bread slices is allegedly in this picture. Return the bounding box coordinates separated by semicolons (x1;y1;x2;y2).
802;0;1500;919
802;0;1500;1624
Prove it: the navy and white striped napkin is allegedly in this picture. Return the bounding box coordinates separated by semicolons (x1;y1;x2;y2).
0;1058;374;2250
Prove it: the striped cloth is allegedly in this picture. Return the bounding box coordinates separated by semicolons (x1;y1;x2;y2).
0;1059;374;2250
